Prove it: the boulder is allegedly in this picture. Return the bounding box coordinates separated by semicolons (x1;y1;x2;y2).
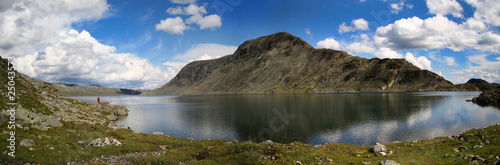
106;114;118;121
152;132;164;136
262;140;273;146
372;142;387;152
20;139;36;147
379;160;400;165
87;137;122;147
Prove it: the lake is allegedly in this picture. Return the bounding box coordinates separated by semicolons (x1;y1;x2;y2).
71;92;500;146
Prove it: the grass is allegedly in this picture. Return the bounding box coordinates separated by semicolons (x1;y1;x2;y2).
1;119;499;164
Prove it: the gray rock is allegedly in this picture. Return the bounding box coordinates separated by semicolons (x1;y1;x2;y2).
87;137;122;147
379;160;400;165
262;140;273;146
106;114;118;121
295;161;302;165
472;145;483;149
372;142;387;152
78;141;85;145
46;116;63;127
152;132;164;136
20;139;36;147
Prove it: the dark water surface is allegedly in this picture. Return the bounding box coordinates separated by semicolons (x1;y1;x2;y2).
71;92;500;146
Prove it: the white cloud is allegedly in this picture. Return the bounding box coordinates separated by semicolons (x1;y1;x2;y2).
186;14;222;29
391;1;405;14
444;56;457;66
426;0;463;18
453;54;500;83
375;48;403;59
162;43;237;74
16;30;171;89
0;0;172;89
170;0;197;4
155;17;191;35
373;14;500;52
159;3;222;34
305;27;311;35
339;18;369;34
405;53;432;70
317;37;341;50
466;0;500;26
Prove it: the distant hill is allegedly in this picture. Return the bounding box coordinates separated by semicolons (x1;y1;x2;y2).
148;32;459;95
22;74;147;96
456;78;500;91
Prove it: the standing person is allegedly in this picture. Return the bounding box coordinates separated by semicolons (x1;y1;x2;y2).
97;97;100;104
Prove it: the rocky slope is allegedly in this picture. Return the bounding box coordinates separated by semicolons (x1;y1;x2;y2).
149;32;458;95
0;56;129;131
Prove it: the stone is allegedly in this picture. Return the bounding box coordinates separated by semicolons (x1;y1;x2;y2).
295;161;302;165
471;155;485;162
386;151;393;156
159;145;168;150
104;137;110;145
472;145;482;149
379;152;387;157
20;139;36;147
78;141;85;146
46;116;63;127
152;132;164;136
372;142;387;152
485;138;491;145
362;162;371;165
442;154;449;158
455;146;467;152
379;160;400;165
105;114;118;121
262;140;273;146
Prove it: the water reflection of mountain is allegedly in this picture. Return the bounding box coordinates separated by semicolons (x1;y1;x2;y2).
172;93;447;144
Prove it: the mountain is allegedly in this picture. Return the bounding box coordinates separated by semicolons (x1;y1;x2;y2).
22;74;147;96
455;78;500;91
148;32;458;95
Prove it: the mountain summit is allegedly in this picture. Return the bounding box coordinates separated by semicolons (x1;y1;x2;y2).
149;32;458;95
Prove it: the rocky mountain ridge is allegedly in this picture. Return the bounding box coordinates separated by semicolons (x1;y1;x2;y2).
23;75;146;96
149;32;459;95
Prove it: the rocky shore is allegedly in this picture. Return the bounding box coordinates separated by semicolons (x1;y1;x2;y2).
472;87;500;107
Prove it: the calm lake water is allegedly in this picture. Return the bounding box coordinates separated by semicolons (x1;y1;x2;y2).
71;92;500;146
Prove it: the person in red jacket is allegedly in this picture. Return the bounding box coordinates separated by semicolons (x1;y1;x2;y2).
97;97;100;104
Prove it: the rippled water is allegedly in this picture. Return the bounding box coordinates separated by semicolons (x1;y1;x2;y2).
71;92;500;146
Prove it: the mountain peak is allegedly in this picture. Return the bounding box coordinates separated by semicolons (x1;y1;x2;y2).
233;32;313;60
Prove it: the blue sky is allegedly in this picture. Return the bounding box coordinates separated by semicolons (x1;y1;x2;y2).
1;0;500;89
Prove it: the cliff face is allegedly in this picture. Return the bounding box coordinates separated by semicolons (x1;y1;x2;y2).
149;32;458;95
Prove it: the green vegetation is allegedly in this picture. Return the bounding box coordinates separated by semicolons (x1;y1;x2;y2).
1;119;499;164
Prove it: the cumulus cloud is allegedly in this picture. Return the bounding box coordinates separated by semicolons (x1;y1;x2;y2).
373;14;500;52
157;3;222;35
16;30;172;89
155;17;191;34
162;43;237;72
405;53;432;70
317;37;341;50
339;18;369;34
426;0;463;18
465;0;500;26
390;1;405;14
0;0;172;89
452;54;500;83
